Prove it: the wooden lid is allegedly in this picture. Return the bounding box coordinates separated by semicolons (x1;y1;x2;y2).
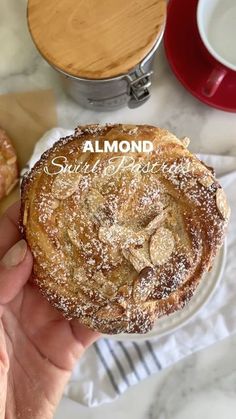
28;0;166;80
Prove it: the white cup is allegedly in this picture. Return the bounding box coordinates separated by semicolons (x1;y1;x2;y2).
197;0;236;96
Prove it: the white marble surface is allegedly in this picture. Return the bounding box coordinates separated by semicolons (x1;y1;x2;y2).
1;0;236;418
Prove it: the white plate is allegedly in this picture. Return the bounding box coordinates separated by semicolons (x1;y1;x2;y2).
107;243;227;342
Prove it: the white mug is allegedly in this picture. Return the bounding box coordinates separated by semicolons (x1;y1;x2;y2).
197;0;236;97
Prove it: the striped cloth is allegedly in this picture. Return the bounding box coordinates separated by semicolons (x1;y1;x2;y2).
93;339;162;393
23;129;236;406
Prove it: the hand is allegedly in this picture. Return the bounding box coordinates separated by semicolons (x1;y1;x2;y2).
0;202;99;419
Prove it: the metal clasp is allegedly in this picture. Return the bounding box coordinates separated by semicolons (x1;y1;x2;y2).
126;69;153;107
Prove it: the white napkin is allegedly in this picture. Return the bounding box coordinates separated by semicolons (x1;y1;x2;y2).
22;128;236;407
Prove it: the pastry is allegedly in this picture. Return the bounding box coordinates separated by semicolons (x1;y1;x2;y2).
21;124;230;334
0;128;18;201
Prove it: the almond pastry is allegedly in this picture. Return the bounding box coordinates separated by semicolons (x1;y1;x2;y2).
21;124;230;334
0;128;18;201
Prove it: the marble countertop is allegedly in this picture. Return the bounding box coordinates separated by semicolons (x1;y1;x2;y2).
1;1;236;418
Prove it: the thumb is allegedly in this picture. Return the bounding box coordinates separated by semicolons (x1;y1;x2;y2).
0;240;33;309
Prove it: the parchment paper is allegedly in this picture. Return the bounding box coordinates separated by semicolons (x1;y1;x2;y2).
0;89;57;214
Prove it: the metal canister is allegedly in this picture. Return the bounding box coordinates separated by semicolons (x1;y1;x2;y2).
28;0;166;111
58;33;164;110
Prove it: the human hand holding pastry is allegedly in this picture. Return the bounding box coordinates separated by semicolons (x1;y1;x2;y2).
0;202;99;419
0;124;230;418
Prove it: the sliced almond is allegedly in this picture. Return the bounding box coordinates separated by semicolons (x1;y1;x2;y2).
122;247;152;273
198;175;214;188
123;233;146;249
85;189;105;214
133;267;156;302
192;161;216;180
98;224;144;248
96;303;125;320
75;271;116;302
121;124;138;135
149;227;175;266
51;173;82;200
93;272;117;298
98;225;121;245
94;208;113;226
68;228;81;248
216;188;230;220
121;124;135;131
50;199;60;210
144;211;167;237
23;206;28;226
181;137;190;148
109;246;123;265
7;156;17;165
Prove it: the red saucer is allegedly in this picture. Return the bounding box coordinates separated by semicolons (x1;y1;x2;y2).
164;0;236;113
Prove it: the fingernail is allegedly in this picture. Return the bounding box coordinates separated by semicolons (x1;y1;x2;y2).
1;240;28;268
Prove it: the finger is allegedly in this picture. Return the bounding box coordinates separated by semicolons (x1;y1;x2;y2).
70;321;100;349
0;322;8;419
0;240;33;309
0;201;21;259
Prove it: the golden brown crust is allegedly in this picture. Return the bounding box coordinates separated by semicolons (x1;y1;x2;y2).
20;124;230;334
0;128;18;201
